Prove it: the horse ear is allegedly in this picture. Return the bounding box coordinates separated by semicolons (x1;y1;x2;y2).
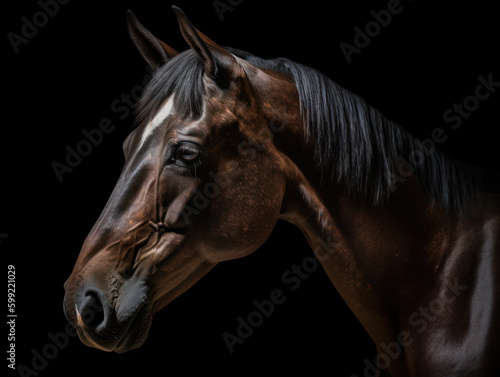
172;6;238;87
127;10;179;71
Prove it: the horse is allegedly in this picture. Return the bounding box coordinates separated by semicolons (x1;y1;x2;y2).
63;7;500;376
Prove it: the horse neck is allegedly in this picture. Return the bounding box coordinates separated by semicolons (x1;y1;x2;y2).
253;65;457;300
278;118;459;342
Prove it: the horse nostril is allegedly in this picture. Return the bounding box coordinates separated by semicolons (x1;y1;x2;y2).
80;290;106;331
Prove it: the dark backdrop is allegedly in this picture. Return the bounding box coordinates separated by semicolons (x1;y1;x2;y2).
3;0;499;376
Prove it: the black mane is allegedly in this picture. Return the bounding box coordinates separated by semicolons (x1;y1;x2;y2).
136;49;205;124
136;47;498;212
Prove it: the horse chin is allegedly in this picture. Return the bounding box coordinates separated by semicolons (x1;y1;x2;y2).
113;304;153;353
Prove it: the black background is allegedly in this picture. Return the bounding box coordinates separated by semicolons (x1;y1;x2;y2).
3;0;499;376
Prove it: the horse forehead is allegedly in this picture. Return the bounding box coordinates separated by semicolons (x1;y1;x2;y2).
138;95;176;148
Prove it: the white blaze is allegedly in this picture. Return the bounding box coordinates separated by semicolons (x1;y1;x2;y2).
138;95;175;148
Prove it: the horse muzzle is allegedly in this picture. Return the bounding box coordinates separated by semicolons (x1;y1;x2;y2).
63;273;152;353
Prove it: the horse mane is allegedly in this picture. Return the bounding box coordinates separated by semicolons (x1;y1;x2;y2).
136;49;205;125
136;47;499;213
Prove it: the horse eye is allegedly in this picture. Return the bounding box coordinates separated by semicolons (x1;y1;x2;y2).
176;144;200;162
